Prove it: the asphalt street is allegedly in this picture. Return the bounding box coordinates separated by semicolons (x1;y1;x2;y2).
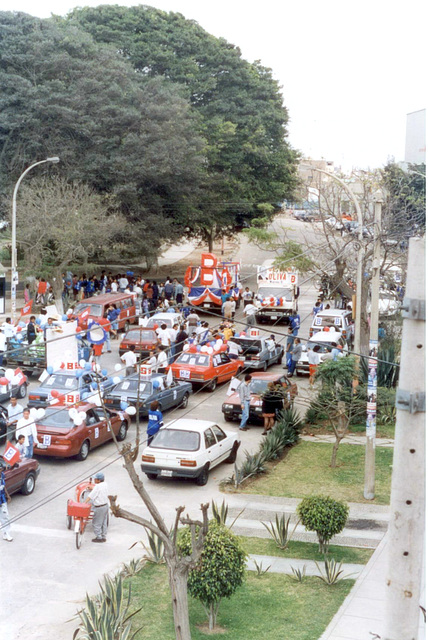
1;217;321;640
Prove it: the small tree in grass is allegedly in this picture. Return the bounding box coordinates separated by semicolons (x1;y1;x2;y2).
297;495;349;554
177;521;247;631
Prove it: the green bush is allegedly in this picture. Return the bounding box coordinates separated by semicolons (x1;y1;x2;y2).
297;496;349;553
177;521;247;630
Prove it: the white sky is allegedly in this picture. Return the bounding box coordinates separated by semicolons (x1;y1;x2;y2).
2;0;427;170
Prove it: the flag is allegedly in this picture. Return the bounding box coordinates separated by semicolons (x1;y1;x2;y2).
3;442;20;466
20;300;33;317
78;307;91;324
166;366;174;387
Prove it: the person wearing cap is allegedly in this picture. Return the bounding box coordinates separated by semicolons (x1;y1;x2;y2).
85;472;109;543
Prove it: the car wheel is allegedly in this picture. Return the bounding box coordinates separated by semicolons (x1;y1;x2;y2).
207;378;217;392
180;393;189;409
116;421;128;442
124;321;130;332
76;439;90;461
276;351;283;365
263;361;268;372
226;442;240;463
145;473;158;480
196;463;210;486
224;414;234;422
17;383;27;399
21;472;36;495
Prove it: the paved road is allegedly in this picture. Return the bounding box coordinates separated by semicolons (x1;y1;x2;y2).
1;218;322;640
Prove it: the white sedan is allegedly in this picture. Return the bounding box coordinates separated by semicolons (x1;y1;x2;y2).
141;419;240;486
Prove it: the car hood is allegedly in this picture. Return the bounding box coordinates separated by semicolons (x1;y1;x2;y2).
225;391;261;406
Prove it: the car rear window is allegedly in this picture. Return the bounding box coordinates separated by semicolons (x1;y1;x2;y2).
115;380;152;394
307;341;333;354
125;330;156;341
151;429;200;451
38;409;74;429
74;303;103;317
248;379;269;394
176;354;209;367
147;317;172;328
42;375;78;390
313;315;344;329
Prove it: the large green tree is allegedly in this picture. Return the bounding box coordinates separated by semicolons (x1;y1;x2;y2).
66;4;299;247
0;11;205;257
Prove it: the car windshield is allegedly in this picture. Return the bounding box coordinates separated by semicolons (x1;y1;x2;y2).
115;380;152;394
151;429;200;451
258;287;293;301
37;409;74;429
41;375;78;390
307;341;335;354
249;379;270;394
74;303;103;317
125;330;156;342
176;353;209;367
147;317;172;328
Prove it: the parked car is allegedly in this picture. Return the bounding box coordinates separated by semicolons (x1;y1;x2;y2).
0;455;40;495
34;403;129;461
293;210;315;222
222;372;297;424
105;373;192;418
295;332;348;376
229;335;284;370
145;312;183;330
0;367;28;403
73;292;137;331
343;220;370;238
325;216;344;231
28;369;115;408
169;348;244;391
119;327;159;358
309;309;354;344
141;418;240;485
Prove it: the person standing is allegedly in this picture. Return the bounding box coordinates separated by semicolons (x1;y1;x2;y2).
16;408;40;458
147;400;164;445
312;299;323;316
288;338;302;377
121;344;137;376
118;274;129;293
261;382;284;435
283;326;295;370
26;315;38;345
290;313;300;337
0;467;13;542
0;330;6;367
242;287;253;307
175;280;184;305
238;373;252;431
24;283;31;305
174;325;188;360
6;397;24;442
243;302;258;327
307;344;321;387
85;472;109;543
156;346;168;373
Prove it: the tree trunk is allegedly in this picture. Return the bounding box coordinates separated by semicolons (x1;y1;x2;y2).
208;603;216;631
330;401;347;468
330;438;340;468
207;231;214;253
168;562;192;640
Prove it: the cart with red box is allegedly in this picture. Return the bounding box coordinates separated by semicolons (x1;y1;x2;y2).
66;478;94;549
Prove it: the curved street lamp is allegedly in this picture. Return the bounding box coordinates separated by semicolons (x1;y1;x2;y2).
11;157;60;318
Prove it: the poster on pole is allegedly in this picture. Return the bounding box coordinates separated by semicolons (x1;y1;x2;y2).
366;339;379;438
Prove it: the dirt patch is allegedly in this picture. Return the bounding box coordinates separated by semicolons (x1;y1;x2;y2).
196;623;228;635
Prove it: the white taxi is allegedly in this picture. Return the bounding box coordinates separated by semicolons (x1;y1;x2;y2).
141;419;240;486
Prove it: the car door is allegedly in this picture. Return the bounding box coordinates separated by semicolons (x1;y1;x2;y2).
84;408;108;447
218;353;235;382
211;425;231;463
204;427;223;468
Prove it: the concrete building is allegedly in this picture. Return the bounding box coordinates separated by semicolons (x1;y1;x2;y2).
404;109;426;165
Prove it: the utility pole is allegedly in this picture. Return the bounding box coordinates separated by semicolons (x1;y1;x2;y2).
384;237;425;639
364;190;383;499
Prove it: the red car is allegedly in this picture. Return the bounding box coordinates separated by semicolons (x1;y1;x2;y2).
169;347;244;392
34;402;130;461
221;372;298;424
119;327;159;358
1;455;40;496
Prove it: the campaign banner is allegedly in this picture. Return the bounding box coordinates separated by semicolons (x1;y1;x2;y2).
3;442;20;466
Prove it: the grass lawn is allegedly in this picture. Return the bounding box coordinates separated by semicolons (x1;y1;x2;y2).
302;421;395;439
128;563;354;640
238;441;393;504
238;536;373;564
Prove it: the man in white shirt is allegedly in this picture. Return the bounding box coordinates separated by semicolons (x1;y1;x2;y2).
243;303;258;327
2;318;16;339
156;323;171;348
85;472;109;543
168;323;178;362
118;275;129;292
16;408;40;458
157;346;168;373
6;397;24;441
120;345;137;376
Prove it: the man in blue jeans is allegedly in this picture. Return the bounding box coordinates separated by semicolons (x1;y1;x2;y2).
238;374;252;431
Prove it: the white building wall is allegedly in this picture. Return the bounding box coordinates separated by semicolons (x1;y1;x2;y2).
405;109;426;164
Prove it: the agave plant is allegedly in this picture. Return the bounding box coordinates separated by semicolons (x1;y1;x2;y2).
120;558;145;578
253;558;271;576
290;564;307;583
73;573;142;640
211;499;244;529
262;513;299;550
315;557;355;585
142;529;165;564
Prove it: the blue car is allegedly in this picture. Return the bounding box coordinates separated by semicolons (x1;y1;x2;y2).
28;369;115;408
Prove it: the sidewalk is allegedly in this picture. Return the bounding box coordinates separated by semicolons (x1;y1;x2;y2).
247;554;364;578
301;434;395;448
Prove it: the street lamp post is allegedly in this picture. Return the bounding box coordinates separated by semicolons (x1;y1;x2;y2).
11;157;60;318
300;164;364;354
364;190;383;499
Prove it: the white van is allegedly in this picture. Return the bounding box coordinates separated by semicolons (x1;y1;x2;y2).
309;309;354;344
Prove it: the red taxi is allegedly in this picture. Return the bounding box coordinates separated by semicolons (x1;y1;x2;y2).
33;402;130;461
119;327;159;358
169;346;243;392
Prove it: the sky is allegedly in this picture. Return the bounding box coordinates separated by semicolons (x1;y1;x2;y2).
1;0;426;170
